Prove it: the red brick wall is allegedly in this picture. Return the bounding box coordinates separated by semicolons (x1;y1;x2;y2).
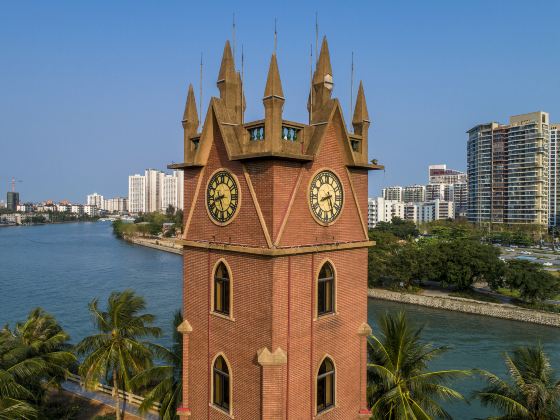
182;112;369;419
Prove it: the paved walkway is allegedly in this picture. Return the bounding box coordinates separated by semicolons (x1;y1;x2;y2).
62;381;158;420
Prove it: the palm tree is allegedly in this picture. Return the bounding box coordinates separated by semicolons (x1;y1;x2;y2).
475;345;560;419
76;290;162;420
130;311;183;419
0;308;76;419
367;311;471;419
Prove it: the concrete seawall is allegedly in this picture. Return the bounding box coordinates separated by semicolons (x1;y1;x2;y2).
368;288;560;327
126;236;182;255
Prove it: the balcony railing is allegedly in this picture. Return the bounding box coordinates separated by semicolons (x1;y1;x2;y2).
282;125;300;142
248;125;265;141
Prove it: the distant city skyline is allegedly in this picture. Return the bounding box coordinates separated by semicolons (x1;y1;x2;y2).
2;1;559;202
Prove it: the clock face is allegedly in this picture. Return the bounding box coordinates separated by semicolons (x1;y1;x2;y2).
309;170;343;224
206;170;240;225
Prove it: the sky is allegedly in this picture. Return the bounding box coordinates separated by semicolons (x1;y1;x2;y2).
1;0;559;203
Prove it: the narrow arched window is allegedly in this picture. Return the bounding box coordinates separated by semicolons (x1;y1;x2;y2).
317;357;335;413
214;262;230;315
213;356;230;411
317;262;334;316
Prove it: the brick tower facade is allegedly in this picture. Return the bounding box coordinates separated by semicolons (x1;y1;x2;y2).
171;37;383;420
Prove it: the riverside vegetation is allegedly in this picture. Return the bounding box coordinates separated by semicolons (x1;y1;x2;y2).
112;207;183;239
368;218;560;312
2;291;559;419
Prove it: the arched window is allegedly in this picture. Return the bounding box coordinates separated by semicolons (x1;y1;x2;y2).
317;262;334;316
214;262;230;315
213;356;230;411
317;357;335;413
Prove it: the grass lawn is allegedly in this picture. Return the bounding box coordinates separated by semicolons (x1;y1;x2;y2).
496;287;521;299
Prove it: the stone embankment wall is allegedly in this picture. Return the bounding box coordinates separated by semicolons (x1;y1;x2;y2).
368;288;560;327
126;236;182;255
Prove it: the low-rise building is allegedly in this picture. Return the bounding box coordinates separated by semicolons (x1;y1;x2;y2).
367;197;405;228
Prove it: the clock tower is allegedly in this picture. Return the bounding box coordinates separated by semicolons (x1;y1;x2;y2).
171;37;383;419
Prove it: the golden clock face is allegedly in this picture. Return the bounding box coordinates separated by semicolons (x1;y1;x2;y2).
309;170;343;224
206;170;239;225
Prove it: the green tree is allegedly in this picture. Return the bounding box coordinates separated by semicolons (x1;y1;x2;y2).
423;239;504;290
367;311;471;419
0;308;76;419
131;311;183;420
76;290;162;420
165;205;175;217
375;217;419;240
504;260;560;303
475;345;560;419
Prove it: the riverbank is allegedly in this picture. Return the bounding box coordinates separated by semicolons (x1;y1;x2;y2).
369;288;560;327
125;235;182;255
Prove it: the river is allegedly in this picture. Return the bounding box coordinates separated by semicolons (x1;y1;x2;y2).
1;222;559;419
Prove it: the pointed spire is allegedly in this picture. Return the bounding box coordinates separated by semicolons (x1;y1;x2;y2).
217;40;235;83
264;54;284;98
352;81;369;126
313;36;333;85
182;84;199;130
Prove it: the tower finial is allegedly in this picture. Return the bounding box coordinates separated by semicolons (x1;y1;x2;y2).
308;36;333;117
352;81;369;128
217;40;235;84
263;53;284;152
183;84;199;130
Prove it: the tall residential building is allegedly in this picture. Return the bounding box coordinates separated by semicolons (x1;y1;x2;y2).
447;182;468;217
428;164;467;184
467;111;550;226
160;170;184;212
382;186;403;201
550;124;560;227
145;169;162;213
7;192;19;212
86;192;104;208
128;174;146;213
403;185;425;203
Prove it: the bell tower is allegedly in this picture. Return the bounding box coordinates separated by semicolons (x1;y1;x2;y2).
171;37;383;420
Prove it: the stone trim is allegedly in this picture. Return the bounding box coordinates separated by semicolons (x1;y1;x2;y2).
242;164;273;248
177;319;193;334
257;347;287;366
180;240;375;257
356;322;372;337
368;288;560;327
182;167;206;239
345;167;370;240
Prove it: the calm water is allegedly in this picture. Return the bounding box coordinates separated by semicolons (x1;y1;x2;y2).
1;222;559;419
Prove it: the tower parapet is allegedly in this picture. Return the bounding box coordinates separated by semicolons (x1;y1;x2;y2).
170;37;383;171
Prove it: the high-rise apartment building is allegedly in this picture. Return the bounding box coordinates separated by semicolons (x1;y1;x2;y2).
428;164;467;184
128;174;146;213
7;192;19;212
144;169;162;213
86;192;104;208
403;185;425;203
467;111;551;226
382;186;403;201
550;124;560;227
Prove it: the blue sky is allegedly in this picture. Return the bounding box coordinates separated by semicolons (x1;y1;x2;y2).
1;0;559;203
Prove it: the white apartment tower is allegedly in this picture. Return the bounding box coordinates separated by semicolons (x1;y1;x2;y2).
86;193;104;208
128;174;146;213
